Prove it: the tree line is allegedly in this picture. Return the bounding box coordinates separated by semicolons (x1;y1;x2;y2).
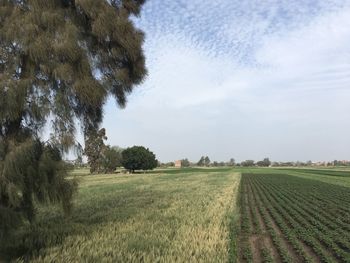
83;128;158;174
159;157;272;167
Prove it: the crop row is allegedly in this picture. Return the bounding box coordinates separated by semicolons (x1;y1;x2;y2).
238;173;350;263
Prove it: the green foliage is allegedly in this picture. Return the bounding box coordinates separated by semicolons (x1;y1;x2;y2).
256;158;271;167
241;160;255;167
84;128;107;173
228;158;235;166
0;138;77;240
0;0;146;238
84;128;123;174
239;172;350;262
100;146;123;173
122;146;157;172
197;156;210;167
197;156;205;166
181;158;190;167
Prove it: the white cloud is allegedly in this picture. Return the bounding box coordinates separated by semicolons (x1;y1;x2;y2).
102;0;350;162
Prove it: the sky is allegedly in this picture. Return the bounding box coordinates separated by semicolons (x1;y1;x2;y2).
101;0;350;163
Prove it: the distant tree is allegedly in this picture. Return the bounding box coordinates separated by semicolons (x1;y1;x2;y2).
241;160;255;167
219;162;226;167
213;161;219;167
166;162;175;167
257;158;271;167
100;146;123;173
228;158;235;166
197;156;205;166
204;156;211;166
84;128;107;173
271;162;280;167
122;146;158;173
181;158;191;167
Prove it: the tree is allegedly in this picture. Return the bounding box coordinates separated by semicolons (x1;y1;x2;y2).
100;145;123;173
197;156;210;166
228;158;235;166
257;158;271;167
0;1;146;238
262;158;271;167
122;146;158;173
181;158;190;167
241;160;255;167
204;156;211;166
84;128;107;173
197;156;205;166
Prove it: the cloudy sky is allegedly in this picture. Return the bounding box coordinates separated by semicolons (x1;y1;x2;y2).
102;0;350;163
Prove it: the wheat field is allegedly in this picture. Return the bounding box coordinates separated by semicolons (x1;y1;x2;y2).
9;169;240;262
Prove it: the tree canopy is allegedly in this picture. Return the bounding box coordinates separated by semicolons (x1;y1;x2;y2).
122;146;157;172
197;156;210;167
0;0;147;238
100;145;123;173
241;160;255;167
257;158;271;167
181;158;190;167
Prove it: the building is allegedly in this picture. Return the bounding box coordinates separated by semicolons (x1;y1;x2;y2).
174;160;182;168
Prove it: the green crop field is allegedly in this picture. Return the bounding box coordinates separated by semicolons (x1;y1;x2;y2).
238;172;350;263
2;167;350;262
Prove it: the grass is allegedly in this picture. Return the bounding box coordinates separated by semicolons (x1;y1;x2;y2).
5;168;240;262
3;166;350;262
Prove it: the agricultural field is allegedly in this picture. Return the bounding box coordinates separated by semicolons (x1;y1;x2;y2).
2;166;350;262
238;172;350;263
2;168;239;262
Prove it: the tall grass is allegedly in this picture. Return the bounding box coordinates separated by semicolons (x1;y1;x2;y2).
6;169;239;262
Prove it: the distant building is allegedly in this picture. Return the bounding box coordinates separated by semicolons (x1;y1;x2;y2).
175;160;182;168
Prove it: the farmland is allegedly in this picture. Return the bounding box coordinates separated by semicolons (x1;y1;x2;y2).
2;167;350;262
2;169;239;262
238;172;350;263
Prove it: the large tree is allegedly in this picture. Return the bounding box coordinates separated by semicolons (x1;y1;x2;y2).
122;146;157;173
0;0;147;238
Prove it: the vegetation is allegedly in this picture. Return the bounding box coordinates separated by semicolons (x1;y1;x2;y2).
197;156;211;166
241;160;255;167
121;146;158;173
256;158;271;167
84;128;123;174
238;171;350;262
100;146;123;173
279;168;350;177
0;0;146;238
1;168;239;262
84;128;108;173
181;158;191;167
228;158;236;166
